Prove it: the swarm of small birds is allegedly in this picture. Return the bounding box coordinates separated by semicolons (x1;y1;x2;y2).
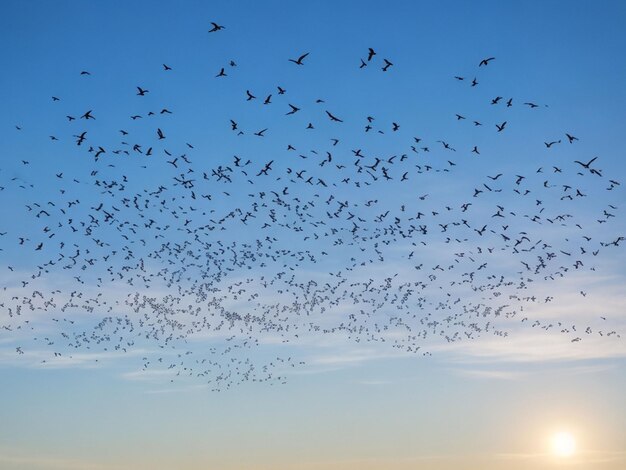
1;23;623;391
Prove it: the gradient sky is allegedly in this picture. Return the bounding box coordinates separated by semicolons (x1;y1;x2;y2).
1;1;625;469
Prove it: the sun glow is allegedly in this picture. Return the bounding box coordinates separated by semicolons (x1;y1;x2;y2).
552;431;576;457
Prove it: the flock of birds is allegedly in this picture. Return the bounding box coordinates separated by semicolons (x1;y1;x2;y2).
1;23;623;391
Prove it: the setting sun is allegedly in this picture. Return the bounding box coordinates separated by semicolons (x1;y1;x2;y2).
552;431;576;457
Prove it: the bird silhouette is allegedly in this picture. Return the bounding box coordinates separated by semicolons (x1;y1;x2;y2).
208;22;225;33
326;111;343;122
288;52;309;65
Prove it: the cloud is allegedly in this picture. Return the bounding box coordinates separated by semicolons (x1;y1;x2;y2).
307;345;407;366
450;368;525;380
493;449;626;466
435;331;626;363
0;347;154;369
120;368;181;382
142;383;210;394
0;451;127;470
355;379;393;385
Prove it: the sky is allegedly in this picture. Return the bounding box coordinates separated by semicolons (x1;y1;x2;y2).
1;1;625;469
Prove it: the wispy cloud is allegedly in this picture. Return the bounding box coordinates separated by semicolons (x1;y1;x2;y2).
355;379;393;385
120;368;176;381
0;451;127;470
306;343;409;367
0;347;154;369
450;368;525;380
435;331;626;363
493;449;626;466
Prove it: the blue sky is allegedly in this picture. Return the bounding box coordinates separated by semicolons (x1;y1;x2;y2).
1;1;625;469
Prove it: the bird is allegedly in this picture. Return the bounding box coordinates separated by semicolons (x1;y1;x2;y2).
544;140;561;148
208;22;225;33
286;104;300;115
74;131;87;145
574;157;597;169
288;52;309;65
479;57;495;66
326;111;343;122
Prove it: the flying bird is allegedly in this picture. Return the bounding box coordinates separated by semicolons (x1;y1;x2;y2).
288;52;310;65
574;157;598;169
208;22;225;32
326;111;343;122
286;104;300;115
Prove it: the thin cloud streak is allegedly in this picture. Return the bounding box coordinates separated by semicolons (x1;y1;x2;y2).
0;452;128;470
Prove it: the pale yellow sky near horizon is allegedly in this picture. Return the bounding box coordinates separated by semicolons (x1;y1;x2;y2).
2;451;626;470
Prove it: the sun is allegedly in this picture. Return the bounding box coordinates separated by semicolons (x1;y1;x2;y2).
552;431;576;457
